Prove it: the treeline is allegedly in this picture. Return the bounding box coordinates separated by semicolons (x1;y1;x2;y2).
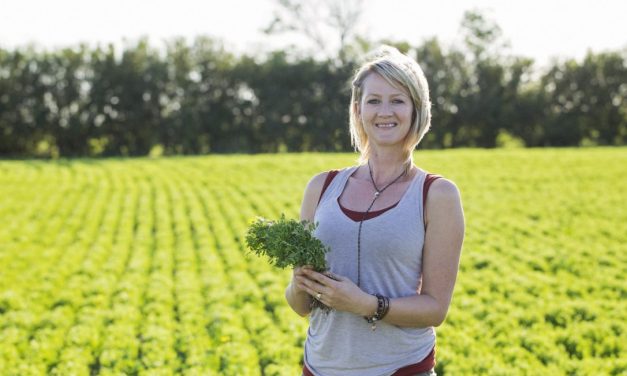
0;37;625;157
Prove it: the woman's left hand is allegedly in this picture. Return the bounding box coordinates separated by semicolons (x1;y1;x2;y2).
301;269;377;316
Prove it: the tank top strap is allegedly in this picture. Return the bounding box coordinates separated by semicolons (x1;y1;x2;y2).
317;170;340;205
423;173;443;207
318;166;358;205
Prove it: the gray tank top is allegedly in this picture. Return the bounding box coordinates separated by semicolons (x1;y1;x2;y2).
304;166;435;376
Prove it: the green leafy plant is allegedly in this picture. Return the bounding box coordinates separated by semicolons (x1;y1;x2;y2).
245;215;329;272
245;214;332;311
3;151;625;374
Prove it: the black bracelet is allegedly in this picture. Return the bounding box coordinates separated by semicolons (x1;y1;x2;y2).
364;294;390;331
380;295;390;319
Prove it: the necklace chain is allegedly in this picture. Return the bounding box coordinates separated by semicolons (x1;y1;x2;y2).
356;161;408;287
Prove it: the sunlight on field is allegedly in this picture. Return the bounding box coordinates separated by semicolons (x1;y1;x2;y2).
0;148;625;375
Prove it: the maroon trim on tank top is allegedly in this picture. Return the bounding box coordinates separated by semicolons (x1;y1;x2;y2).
318;170;340;205
339;201;398;221
317;169;442;221
422;174;442;207
302;346;435;376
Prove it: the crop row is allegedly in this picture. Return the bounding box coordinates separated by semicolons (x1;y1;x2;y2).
0;160;308;375
1;149;625;375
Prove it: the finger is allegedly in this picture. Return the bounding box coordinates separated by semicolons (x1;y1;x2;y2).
315;293;332;309
293;265;311;273
297;277;326;296
294;269;307;277
309;271;339;287
301;276;327;294
295;274;318;284
303;285;321;299
294;276;308;286
295;283;308;292
304;269;329;284
323;271;343;281
294;276;312;288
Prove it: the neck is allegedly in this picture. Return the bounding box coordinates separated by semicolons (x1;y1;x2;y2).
366;150;410;186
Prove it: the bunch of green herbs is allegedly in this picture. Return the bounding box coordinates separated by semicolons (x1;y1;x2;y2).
245;214;332;312
245;214;329;272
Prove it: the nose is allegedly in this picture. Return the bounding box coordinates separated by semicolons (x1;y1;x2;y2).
378;101;393;117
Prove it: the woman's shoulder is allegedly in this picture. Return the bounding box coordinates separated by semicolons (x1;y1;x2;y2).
422;174;464;228
424;175;463;217
301;167;353;221
417;167;457;193
305;171;330;190
427;177;460;199
305;166;353;189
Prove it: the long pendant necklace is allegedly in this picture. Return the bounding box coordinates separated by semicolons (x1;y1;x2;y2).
356;161;408;287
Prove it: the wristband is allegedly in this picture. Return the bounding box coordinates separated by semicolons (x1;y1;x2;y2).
364;294;390;331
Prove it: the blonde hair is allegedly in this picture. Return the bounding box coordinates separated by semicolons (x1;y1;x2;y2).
349;46;432;164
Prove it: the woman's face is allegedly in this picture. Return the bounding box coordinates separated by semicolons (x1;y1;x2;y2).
357;72;414;150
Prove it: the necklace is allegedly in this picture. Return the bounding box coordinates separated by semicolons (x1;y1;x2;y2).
356;161;408;287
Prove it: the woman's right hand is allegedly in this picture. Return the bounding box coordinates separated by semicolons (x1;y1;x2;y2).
286;265;315;316
291;265;314;295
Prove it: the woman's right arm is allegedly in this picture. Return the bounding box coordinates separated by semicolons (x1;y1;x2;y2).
284;172;328;317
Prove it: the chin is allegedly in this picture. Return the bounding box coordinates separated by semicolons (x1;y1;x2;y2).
371;133;408;146
370;138;405;148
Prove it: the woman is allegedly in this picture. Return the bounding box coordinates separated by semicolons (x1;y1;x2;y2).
285;46;465;376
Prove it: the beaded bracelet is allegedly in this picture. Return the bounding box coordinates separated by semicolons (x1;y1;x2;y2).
364;294;390;331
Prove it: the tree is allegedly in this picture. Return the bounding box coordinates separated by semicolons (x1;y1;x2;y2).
455;10;532;147
263;0;365;65
0;47;56;156
540;50;627;146
48;45;94;157
415;38;471;148
460;9;509;63
235;51;352;153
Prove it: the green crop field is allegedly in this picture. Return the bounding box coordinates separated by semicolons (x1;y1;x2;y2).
0;148;625;375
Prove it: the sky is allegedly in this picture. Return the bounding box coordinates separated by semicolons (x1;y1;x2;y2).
1;0;625;69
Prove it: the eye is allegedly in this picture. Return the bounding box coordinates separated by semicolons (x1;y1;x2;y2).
393;99;405;104
367;99;380;104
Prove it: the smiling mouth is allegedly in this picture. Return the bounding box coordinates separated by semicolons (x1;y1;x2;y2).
376;122;397;128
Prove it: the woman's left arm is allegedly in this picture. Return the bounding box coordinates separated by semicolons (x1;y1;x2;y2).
382;178;465;327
